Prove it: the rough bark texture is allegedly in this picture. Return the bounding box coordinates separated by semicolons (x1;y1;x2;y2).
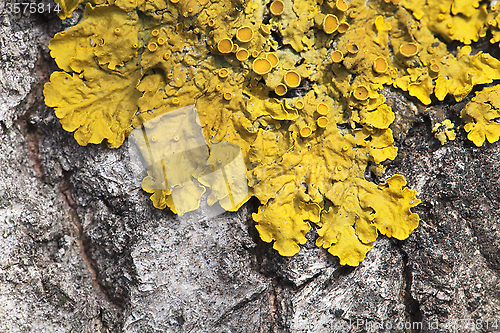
1;1;499;332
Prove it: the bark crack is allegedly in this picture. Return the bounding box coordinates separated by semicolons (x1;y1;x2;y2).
59;169;125;310
395;241;423;333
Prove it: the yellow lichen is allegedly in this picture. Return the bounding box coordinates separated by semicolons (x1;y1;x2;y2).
399;43;418;57
217;38;234;54
236;26;254;43
331;50;343;63
284;71;301;88
347;43;359;54
461;85;500;146
373;57;388;74
316;103;329;116
270;0;285;15
266;52;280;67
353;86;369;101
317;116;329;128
337;22;349;33
253;58;273;75
54;0;84;19
432;119;457;145
299;126;313;137
45;0;500;266
275;84;288;96
336;0;348;12
323;14;339;34
236;48;250;61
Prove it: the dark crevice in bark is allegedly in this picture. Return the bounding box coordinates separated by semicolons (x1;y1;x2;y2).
212;289;267;327
59;169;125;314
270;282;292;333
17;112;45;180
394;241;423;333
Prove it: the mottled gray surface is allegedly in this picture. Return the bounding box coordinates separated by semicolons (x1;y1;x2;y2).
1;2;500;333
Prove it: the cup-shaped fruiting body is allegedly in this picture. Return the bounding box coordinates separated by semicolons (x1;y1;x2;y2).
331;50;343;63
295;99;304;109
152;29;159;37
270;0;284;15
148;42;158;52
218;38;233;54
114;28;121;35
284;71;301;88
208;18;216;27
253;58;273;75
237;26;254;43
429;59;440;73
317;116;329;128
353;85;369;100
430;63;440;72
323;14;339;34
236;48;249;61
219;68;229;78
336;0;348;11
347;44;359;54
275;84;287;96
300;126;312;137
215;84;222;91
157;37;166;45
260;24;271;35
223;92;233;100
231;44;238;52
338;22;349;33
373;57;388;73
399;43;418;57
251;50;259;58
317;102;329;115
163;52;171;60
266;53;279;67
172;97;180;105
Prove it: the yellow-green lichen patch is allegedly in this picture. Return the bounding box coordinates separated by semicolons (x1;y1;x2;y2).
399;0;488;44
253;183;321;256
44;66;141;147
461;85;500;146
432;119;457;145
48;4;139;72
50;0;500;266
317;174;420;266
55;0;84;19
